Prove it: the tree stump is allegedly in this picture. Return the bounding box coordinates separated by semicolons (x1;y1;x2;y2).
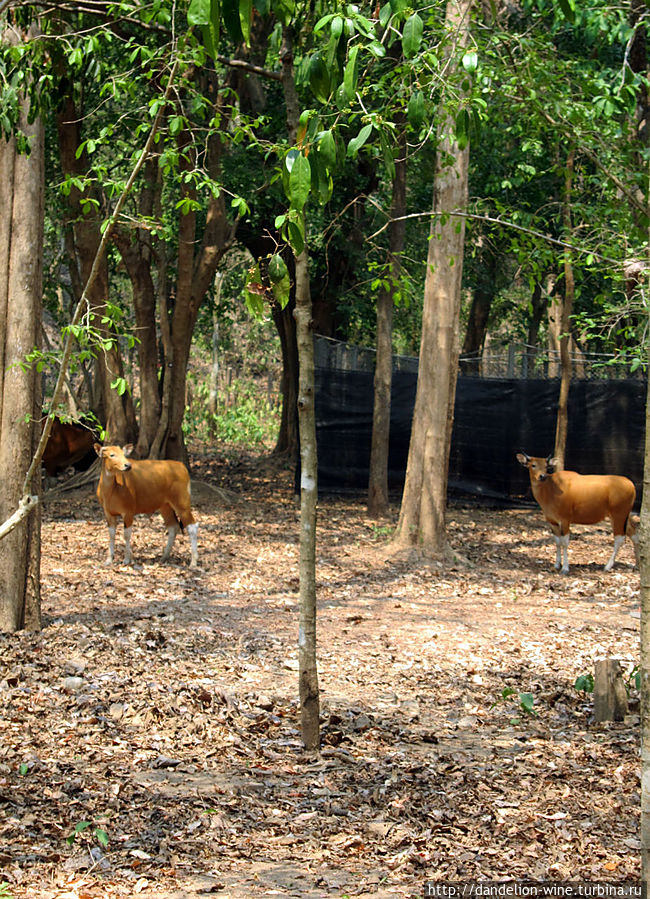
594;659;629;722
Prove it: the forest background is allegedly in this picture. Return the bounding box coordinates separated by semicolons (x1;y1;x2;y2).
1;0;650;890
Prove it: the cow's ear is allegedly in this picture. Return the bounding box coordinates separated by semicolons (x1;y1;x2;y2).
94;443;103;457
123;444;134;457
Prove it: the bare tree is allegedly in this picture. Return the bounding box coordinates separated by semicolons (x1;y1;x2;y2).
281;24;320;750
368;123;407;518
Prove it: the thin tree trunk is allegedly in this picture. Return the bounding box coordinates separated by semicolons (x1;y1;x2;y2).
393;0;472;556
554;149;575;468
208;272;224;430
272;298;300;460
281;24;320;750
460;246;497;374
525;281;546;374
0;34;43;632
640;327;650;891
368;124;407;518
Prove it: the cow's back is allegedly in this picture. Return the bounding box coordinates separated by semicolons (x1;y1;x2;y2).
127;459;191;515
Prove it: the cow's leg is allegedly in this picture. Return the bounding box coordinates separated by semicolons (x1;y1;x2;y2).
177;504;198;568
187;522;199;568
558;534;570;574
548;521;566;572
123;514;135;565
548;520;570;574
107;525;116;564
105;514;118;565
605;536;626;571
627;516;639;568
160;505;180;562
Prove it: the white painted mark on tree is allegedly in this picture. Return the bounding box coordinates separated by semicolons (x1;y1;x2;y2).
301;473;316;492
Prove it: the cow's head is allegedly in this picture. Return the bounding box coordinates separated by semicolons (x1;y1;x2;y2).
94;444;134;472
517;452;558;483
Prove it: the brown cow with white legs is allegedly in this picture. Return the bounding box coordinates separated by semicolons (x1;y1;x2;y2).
517;452;638;574
95;444;198;568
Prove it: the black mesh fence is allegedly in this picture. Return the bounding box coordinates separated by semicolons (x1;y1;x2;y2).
314;341;647;504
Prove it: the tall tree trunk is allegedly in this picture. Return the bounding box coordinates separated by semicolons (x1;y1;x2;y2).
281;24;320;750
393;0;472;556
632;0;650;886
554;149;575;468
0;32;43;632
637;0;650;880
150;92;235;463
368;124;407;518
56;90;136;444
113;158;161;457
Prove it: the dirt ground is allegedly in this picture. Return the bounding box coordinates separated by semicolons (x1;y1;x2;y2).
0;452;641;898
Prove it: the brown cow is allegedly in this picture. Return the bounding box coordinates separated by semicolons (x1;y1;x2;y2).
94;444;198;568
517;452;638;574
42;418;96;477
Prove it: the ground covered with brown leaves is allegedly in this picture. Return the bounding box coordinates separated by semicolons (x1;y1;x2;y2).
0;453;641;898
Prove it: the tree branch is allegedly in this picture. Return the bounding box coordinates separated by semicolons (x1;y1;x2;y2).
368;207;628;268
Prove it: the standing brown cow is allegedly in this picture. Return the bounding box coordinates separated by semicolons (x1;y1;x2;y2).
517;452;638;574
95;444;198;568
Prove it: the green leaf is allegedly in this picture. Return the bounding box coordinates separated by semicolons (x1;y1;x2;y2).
95;829;109;848
239;0;252;44
462;51;478;73
310;154;333;204
519;692;535;715
285;148;300;173
574;674;594;693
111;377;129;397
317;130;337;168
288;153;311;211
273;0;295;27
222;0;244;43
402;13;423;59
309;52;331;103
272;272;291;308
268;253;288;283
314;13;336;32
287;219;304;255
455;108;470;150
558;0;575;23
347;122;373;158
188;0;211;25
367;41;386;59
407;90;425;130
343;45;359;101
379;2;392;26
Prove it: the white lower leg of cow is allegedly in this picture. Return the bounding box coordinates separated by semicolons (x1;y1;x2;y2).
559;535;569;574
604;535;626;571
107;525;116;564
187;522;199;568
162;523;180;561
123;526;133;565
553;535;562;571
